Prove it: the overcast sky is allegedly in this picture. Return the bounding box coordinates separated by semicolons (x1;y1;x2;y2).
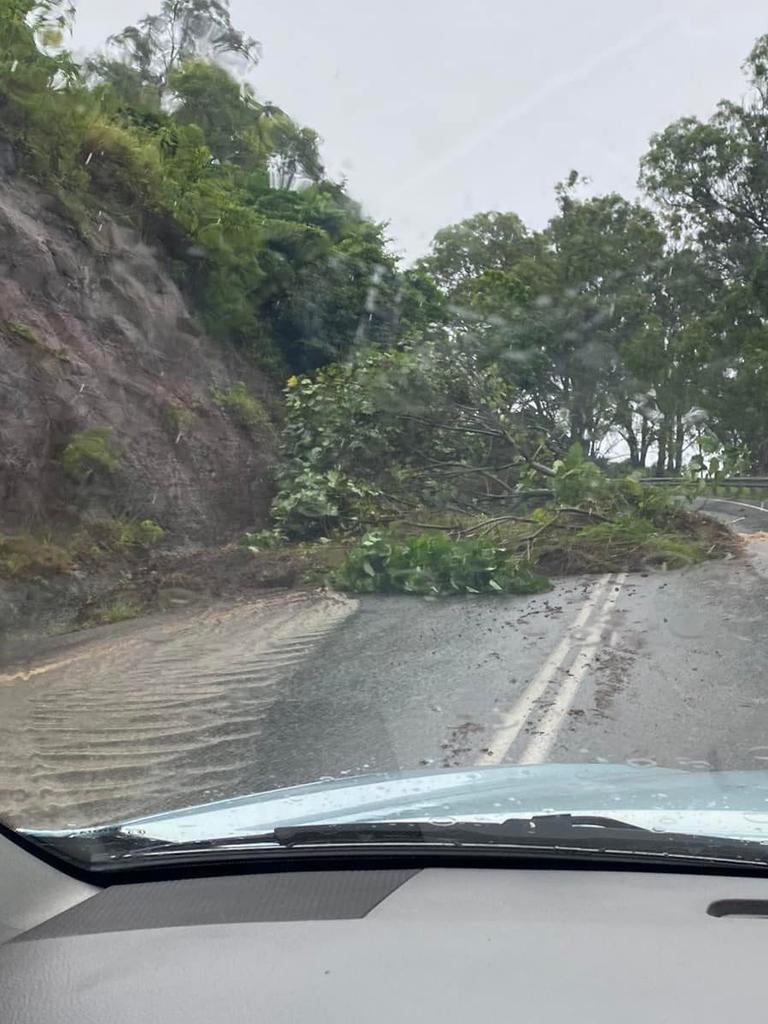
71;1;768;260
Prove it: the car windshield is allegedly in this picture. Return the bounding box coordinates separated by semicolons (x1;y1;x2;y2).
4;0;768;871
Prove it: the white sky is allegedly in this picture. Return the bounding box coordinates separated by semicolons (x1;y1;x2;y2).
70;1;768;260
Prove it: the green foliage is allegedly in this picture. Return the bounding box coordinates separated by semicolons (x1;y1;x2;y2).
239;528;287;550
81;116;164;207
420;190;668;462
86;596;142;625
161;400;194;435
0;533;72;578
419;210;537;296
272;342;551;538
334;530;551;596
0;2;85;191
0;1;409;374
561;516;706;573
100;0;260;101
74;516;164;556
134;518;164;546
167;58;266;166
5;321;40;345
0;516;163;581
0;516;163;579
272;468;380;539
212;381;270;430
639;33;768;471
9;2;768;549
551;444;613;505
60;427;120;478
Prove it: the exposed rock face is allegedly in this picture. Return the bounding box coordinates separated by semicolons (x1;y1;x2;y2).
0;177;278;542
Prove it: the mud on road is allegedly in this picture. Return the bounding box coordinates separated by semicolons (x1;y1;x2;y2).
0;591;356;829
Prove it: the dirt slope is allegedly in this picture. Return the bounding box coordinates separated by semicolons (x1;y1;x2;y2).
0;174;277;543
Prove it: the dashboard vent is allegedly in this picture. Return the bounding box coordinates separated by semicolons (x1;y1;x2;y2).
707;900;768;918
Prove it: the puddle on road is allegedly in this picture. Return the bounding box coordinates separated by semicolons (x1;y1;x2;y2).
0;591;357;830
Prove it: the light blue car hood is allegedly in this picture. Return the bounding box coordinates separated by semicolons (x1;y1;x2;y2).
44;763;768;845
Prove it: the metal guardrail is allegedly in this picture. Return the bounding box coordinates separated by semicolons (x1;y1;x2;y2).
640;477;768;489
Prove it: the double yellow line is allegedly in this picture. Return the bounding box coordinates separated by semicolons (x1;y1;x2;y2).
476;573;626;766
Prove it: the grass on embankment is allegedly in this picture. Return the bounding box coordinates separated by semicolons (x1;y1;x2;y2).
0;516;165;581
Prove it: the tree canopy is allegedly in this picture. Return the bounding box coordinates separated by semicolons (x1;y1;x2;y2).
4;1;768;479
0;0;423;373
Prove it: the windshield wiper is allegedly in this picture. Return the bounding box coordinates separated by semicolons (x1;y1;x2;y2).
273;814;650;847
81;813;649;861
32;813;768;872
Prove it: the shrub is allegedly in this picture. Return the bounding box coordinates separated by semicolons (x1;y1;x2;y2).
161;400;194;437
5;322;40;345
60;427;120;478
212;382;270;430
272;468;380;539
81;117;163;209
613;476;681;522
0;535;72;579
134;519;165;546
239;529;287;550
551;443;614;506
333;530;550;596
87;596;142;625
75;516;164;555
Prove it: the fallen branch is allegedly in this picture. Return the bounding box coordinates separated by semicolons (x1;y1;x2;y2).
458;514;537;538
516;512;562;559
424;457;518;472
379;491;421;509
556;506;611;522
437;467;516;493
527;458;557;478
401;521;464;532
474;488;554;501
396;413;504;440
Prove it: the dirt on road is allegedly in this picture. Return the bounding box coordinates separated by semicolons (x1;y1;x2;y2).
0;590;356;830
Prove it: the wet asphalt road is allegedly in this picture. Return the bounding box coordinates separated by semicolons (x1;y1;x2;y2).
2;499;768;829
256;518;768;783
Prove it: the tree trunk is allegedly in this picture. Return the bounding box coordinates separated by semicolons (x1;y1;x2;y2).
615;403;641;467
672;415;684;473
657;422;668;475
625;431;639;468
568;405;587;453
640;418;651;468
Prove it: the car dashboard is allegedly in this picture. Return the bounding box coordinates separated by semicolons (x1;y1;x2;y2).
2;830;768;1022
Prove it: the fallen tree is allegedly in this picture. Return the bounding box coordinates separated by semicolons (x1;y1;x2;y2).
256;343;738;596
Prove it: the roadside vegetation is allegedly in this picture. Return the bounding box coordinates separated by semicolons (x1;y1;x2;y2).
0;516;164;580
82;596;143;627
59;428;120;478
211;382;271;432
265;365;735;595
1;1;766;607
0;0;433;376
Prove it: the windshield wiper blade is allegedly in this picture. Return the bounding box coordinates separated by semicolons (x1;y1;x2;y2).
34;813;768;871
93;813;652;860
273;814;650;847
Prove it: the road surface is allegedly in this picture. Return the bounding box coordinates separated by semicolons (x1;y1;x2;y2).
2;499;768;830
